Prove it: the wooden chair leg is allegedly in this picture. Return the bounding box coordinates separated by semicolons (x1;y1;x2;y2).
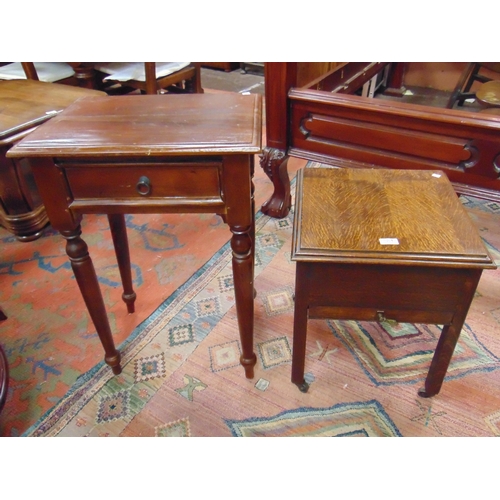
447;62;477;108
144;62;158;95
189;63;204;94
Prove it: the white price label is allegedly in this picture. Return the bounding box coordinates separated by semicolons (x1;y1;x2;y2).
379;238;399;245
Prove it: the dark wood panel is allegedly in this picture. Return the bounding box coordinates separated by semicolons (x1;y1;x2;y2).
297;113;471;164
289;89;500;200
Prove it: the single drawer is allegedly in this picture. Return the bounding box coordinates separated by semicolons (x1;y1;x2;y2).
62;160;223;202
309;305;454;326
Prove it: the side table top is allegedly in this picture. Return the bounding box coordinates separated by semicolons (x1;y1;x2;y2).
292;167;496;269
8;93;262;158
0;80;105;141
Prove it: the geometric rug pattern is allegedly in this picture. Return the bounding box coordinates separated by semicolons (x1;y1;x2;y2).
3;159;500;437
327;320;500;387
155;417;191;437
225;400;403;436
257;336;293;370
22;211;285;436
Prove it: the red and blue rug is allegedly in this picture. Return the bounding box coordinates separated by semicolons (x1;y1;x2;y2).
2;163;500;437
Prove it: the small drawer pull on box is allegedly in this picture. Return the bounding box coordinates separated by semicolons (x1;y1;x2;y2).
136;176;151;196
376;311;397;325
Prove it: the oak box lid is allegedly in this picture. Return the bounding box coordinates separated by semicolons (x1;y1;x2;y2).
292;167;496;269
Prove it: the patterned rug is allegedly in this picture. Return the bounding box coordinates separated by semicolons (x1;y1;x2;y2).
2;161;500;437
0;137;300;436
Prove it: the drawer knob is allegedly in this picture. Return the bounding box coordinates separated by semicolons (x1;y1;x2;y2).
376;311;397;325
136;176;151;196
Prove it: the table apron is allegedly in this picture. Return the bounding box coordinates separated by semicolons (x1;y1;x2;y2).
68;198;226;215
309;305;454;325
296;261;481;314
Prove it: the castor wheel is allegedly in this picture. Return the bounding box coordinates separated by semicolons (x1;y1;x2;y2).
417;386;435;398
295;380;309;393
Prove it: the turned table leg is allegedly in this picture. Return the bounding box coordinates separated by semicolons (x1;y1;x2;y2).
62;226;122;374
108;214;136;313
230;223;257;379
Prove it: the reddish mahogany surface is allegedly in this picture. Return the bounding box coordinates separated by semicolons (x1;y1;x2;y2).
8;93;262;379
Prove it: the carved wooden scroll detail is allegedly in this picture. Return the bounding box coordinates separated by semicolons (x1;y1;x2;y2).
494;152;500;177
460;142;479;170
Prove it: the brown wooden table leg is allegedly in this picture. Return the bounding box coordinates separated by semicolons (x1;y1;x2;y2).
62;225;122;374
291;263;310;392
108;214;136;313
0;343;8;413
250;169;258;299
224;155;257;378
230;222;256;378
418;270;482;398
1;299;8;412
418;323;459;398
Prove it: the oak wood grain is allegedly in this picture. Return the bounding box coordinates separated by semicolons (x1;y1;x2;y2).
292;167;495;268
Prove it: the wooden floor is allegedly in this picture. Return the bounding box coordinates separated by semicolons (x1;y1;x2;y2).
377;84;484;112
201;66;265;94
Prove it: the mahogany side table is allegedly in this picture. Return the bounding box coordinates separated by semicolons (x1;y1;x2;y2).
291;167;496;397
8;93;262;378
0;80;105;241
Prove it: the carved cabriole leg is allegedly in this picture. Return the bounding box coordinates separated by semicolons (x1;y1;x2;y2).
62;226;122;375
259;147;291;219
230;223;257;379
107;214;136;313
